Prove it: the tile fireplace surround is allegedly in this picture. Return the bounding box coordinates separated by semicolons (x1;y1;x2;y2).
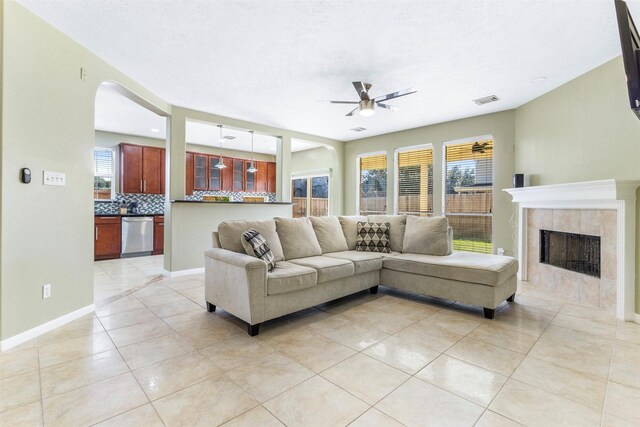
505;179;639;321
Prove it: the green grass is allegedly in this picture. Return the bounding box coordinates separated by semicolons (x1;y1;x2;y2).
453;238;493;254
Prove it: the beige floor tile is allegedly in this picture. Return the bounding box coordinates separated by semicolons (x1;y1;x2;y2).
37;315;105;346
0;370;41;413
339;303;425;335
38;331;115;369
349;408;404;427
108;319;174;347
602;412;639;427
40;349;129;398
221;405;284;427
137;292;192;308
422;310;483;336
604;381;640;424
147;298;203;318
317;322;389;351
610;340;640;389
0;346;39;380
119;333;195;370
616;321;640;345
42;373;148;426
474;410;523;427
163;309;226;331
511;356;607;411
200;334;276;371
551;313;617;338
466;323;538;354
417;354;508;407
322;353;409;405
264;376;369;427
152;375;258;426
528;325;613;378
559;302;618;323
395;322;463;352
274;331;356;373
133;350;221;400
94;404;164;427
489;379;601;427
179;287;206;306
492;305;553;337
99;308;158;330
376;377;483;427
0;401;43;426
445;337;524;376
95;296;146;317
176;321;244;349
363;335;440;374
513;293;564;312
226;353;314;403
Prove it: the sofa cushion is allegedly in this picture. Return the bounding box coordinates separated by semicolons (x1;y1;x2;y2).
368;215;407;252
275;217;322;260
324;250;383;274
218;219;285;261
288;256;355;284
356;221;391;253
241;229;276;272
383;252;518;286
310;216;349;254
267;261;318;296
338;215;367;250
402;216;449;256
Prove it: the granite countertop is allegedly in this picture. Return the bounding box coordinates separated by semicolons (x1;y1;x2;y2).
171;200;292;205
94;213;164;217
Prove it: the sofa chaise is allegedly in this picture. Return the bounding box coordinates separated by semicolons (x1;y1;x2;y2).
204;215;518;336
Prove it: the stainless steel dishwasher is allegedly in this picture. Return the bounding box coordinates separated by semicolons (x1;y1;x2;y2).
121;216;154;257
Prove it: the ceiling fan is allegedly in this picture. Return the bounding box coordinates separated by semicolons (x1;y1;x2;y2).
326;82;417;117
471;142;493;154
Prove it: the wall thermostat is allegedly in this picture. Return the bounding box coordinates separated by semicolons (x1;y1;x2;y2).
21;168;31;184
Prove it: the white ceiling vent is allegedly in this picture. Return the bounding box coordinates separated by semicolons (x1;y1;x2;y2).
223;135;236;140
350;127;367;132
472;95;500;105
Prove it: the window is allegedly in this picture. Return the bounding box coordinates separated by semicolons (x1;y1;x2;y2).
291;174;329;218
444;139;493;254
358;153;387;215
395;145;433;216
94;148;115;200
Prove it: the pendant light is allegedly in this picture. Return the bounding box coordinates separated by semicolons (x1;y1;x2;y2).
214;124;227;169
247;130;258;173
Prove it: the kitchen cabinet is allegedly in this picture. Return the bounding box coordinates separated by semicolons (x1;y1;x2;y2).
160;149;166;195
255;161;268;192
186;152;194;195
208;156;222;190
194;154;208;190
233;159;244;192
153;215;164;255
221;156;234;191
267;162;277;193
95;216;121;261
120;143;164;194
245;161;256;192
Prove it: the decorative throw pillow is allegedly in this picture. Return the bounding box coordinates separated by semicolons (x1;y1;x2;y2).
241;229;276;272
356;222;391;253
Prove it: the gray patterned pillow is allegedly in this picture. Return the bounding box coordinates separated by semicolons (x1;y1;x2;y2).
355;222;391;253
242;228;276;271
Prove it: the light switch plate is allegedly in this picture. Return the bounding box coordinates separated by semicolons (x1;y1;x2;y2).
43;171;66;186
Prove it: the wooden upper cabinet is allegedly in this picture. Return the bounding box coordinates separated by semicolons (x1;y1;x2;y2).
120;144;143;193
267;162;277;193
221;156;234;192
255;161;268;193
233;159;244;192
245;161;256;192
142;147;162;194
194;154;208;190
185;152;194;195
208;156;222;190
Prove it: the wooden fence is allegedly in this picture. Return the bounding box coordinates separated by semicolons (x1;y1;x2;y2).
292;197;329;218
359;193;492;215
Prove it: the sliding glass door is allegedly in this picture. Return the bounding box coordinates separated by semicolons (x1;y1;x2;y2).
291;175;329;218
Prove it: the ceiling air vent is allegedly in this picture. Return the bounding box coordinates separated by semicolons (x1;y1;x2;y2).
350;127;367;132
223;135;236;140
472;95;500;105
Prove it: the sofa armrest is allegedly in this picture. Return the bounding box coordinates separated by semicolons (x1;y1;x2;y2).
204;248;267;325
212;231;222;248
447;226;454;255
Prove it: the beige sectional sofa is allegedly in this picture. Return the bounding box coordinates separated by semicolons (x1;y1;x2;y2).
205;215;518;336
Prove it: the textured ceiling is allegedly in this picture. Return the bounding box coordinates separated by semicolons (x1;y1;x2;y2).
20;0;632;141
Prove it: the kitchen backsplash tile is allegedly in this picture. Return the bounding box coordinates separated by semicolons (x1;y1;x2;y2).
186;190;276;202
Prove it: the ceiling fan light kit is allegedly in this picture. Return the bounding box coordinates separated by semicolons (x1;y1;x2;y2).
326;81;417;117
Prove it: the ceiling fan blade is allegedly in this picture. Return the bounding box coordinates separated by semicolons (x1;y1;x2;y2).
373;88;417;103
376;103;400;112
325;100;359;104
346;107;360;116
352;81;371;101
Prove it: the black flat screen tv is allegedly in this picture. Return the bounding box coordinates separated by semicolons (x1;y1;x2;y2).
615;0;640;119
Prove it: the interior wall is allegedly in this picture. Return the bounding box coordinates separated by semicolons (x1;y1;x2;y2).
344;110;516;256
1;1;170;341
291;147;333;174
514;56;640;313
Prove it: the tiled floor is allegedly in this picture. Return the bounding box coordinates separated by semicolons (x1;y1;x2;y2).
1;255;640;426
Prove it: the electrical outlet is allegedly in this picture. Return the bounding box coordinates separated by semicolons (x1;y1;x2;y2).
43;171;66;186
42;284;51;299
497;248;505;256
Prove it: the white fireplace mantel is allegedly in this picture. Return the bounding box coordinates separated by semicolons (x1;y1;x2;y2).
504;179;640;321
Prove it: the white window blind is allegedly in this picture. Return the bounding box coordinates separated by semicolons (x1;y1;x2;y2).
359;154;387;215
94;148;115;200
396;147;433;216
444;140;493;254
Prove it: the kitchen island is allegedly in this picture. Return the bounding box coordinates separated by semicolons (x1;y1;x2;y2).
164;200;292;274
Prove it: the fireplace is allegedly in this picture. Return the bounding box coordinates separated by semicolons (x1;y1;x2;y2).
539;230;600;278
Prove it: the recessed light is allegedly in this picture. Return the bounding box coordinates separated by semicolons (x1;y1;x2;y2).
150;128;160;133
531;76;547;83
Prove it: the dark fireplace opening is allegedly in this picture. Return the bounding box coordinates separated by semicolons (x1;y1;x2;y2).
540;230;601;278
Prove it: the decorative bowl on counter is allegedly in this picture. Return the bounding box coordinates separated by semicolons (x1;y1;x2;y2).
202;195;231;202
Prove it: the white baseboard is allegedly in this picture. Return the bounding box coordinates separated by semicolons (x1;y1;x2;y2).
634;313;640;325
1;304;95;352
163;267;204;278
